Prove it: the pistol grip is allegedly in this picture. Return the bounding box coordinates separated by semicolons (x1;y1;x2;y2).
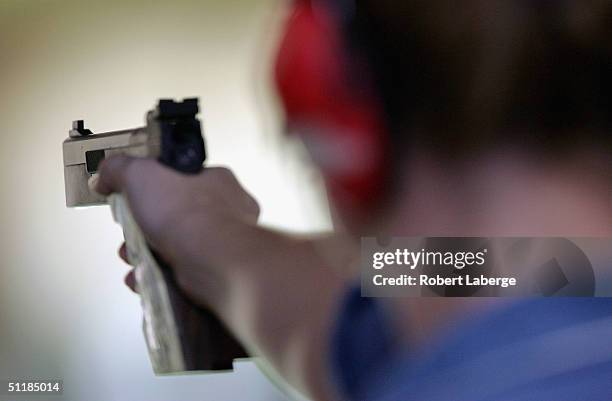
110;193;247;374
154;252;248;371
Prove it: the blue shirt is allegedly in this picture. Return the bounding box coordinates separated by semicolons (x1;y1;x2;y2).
331;288;612;401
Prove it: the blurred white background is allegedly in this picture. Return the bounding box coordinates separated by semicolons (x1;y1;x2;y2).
0;1;331;400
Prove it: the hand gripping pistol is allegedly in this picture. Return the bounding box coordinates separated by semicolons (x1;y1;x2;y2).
62;98;248;374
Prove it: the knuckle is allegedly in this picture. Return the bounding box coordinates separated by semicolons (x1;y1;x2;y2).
209;166;236;183
214;166;233;176
246;194;261;217
123;158;149;183
124;159;160;193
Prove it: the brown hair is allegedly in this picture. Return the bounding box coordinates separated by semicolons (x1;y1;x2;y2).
354;0;612;156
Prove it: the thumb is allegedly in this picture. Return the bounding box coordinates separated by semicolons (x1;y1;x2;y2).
95;155;139;195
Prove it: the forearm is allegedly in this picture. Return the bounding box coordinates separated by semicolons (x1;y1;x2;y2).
206;227;355;401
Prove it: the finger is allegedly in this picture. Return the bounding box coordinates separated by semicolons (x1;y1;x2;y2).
95;155;137;195
124;270;138;293
243;193;261;222
118;242;129;264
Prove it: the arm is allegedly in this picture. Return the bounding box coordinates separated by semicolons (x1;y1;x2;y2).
219;228;351;401
96;155;355;401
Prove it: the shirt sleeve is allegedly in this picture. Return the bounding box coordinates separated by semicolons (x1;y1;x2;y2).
329;285;400;401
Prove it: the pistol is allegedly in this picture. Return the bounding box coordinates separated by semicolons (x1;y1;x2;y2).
62;98;248;373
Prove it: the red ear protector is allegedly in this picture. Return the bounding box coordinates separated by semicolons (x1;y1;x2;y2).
275;0;389;217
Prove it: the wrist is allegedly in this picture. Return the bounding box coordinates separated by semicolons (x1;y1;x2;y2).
192;219;269;312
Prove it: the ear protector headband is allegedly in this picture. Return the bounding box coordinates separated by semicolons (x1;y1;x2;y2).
275;0;389;217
